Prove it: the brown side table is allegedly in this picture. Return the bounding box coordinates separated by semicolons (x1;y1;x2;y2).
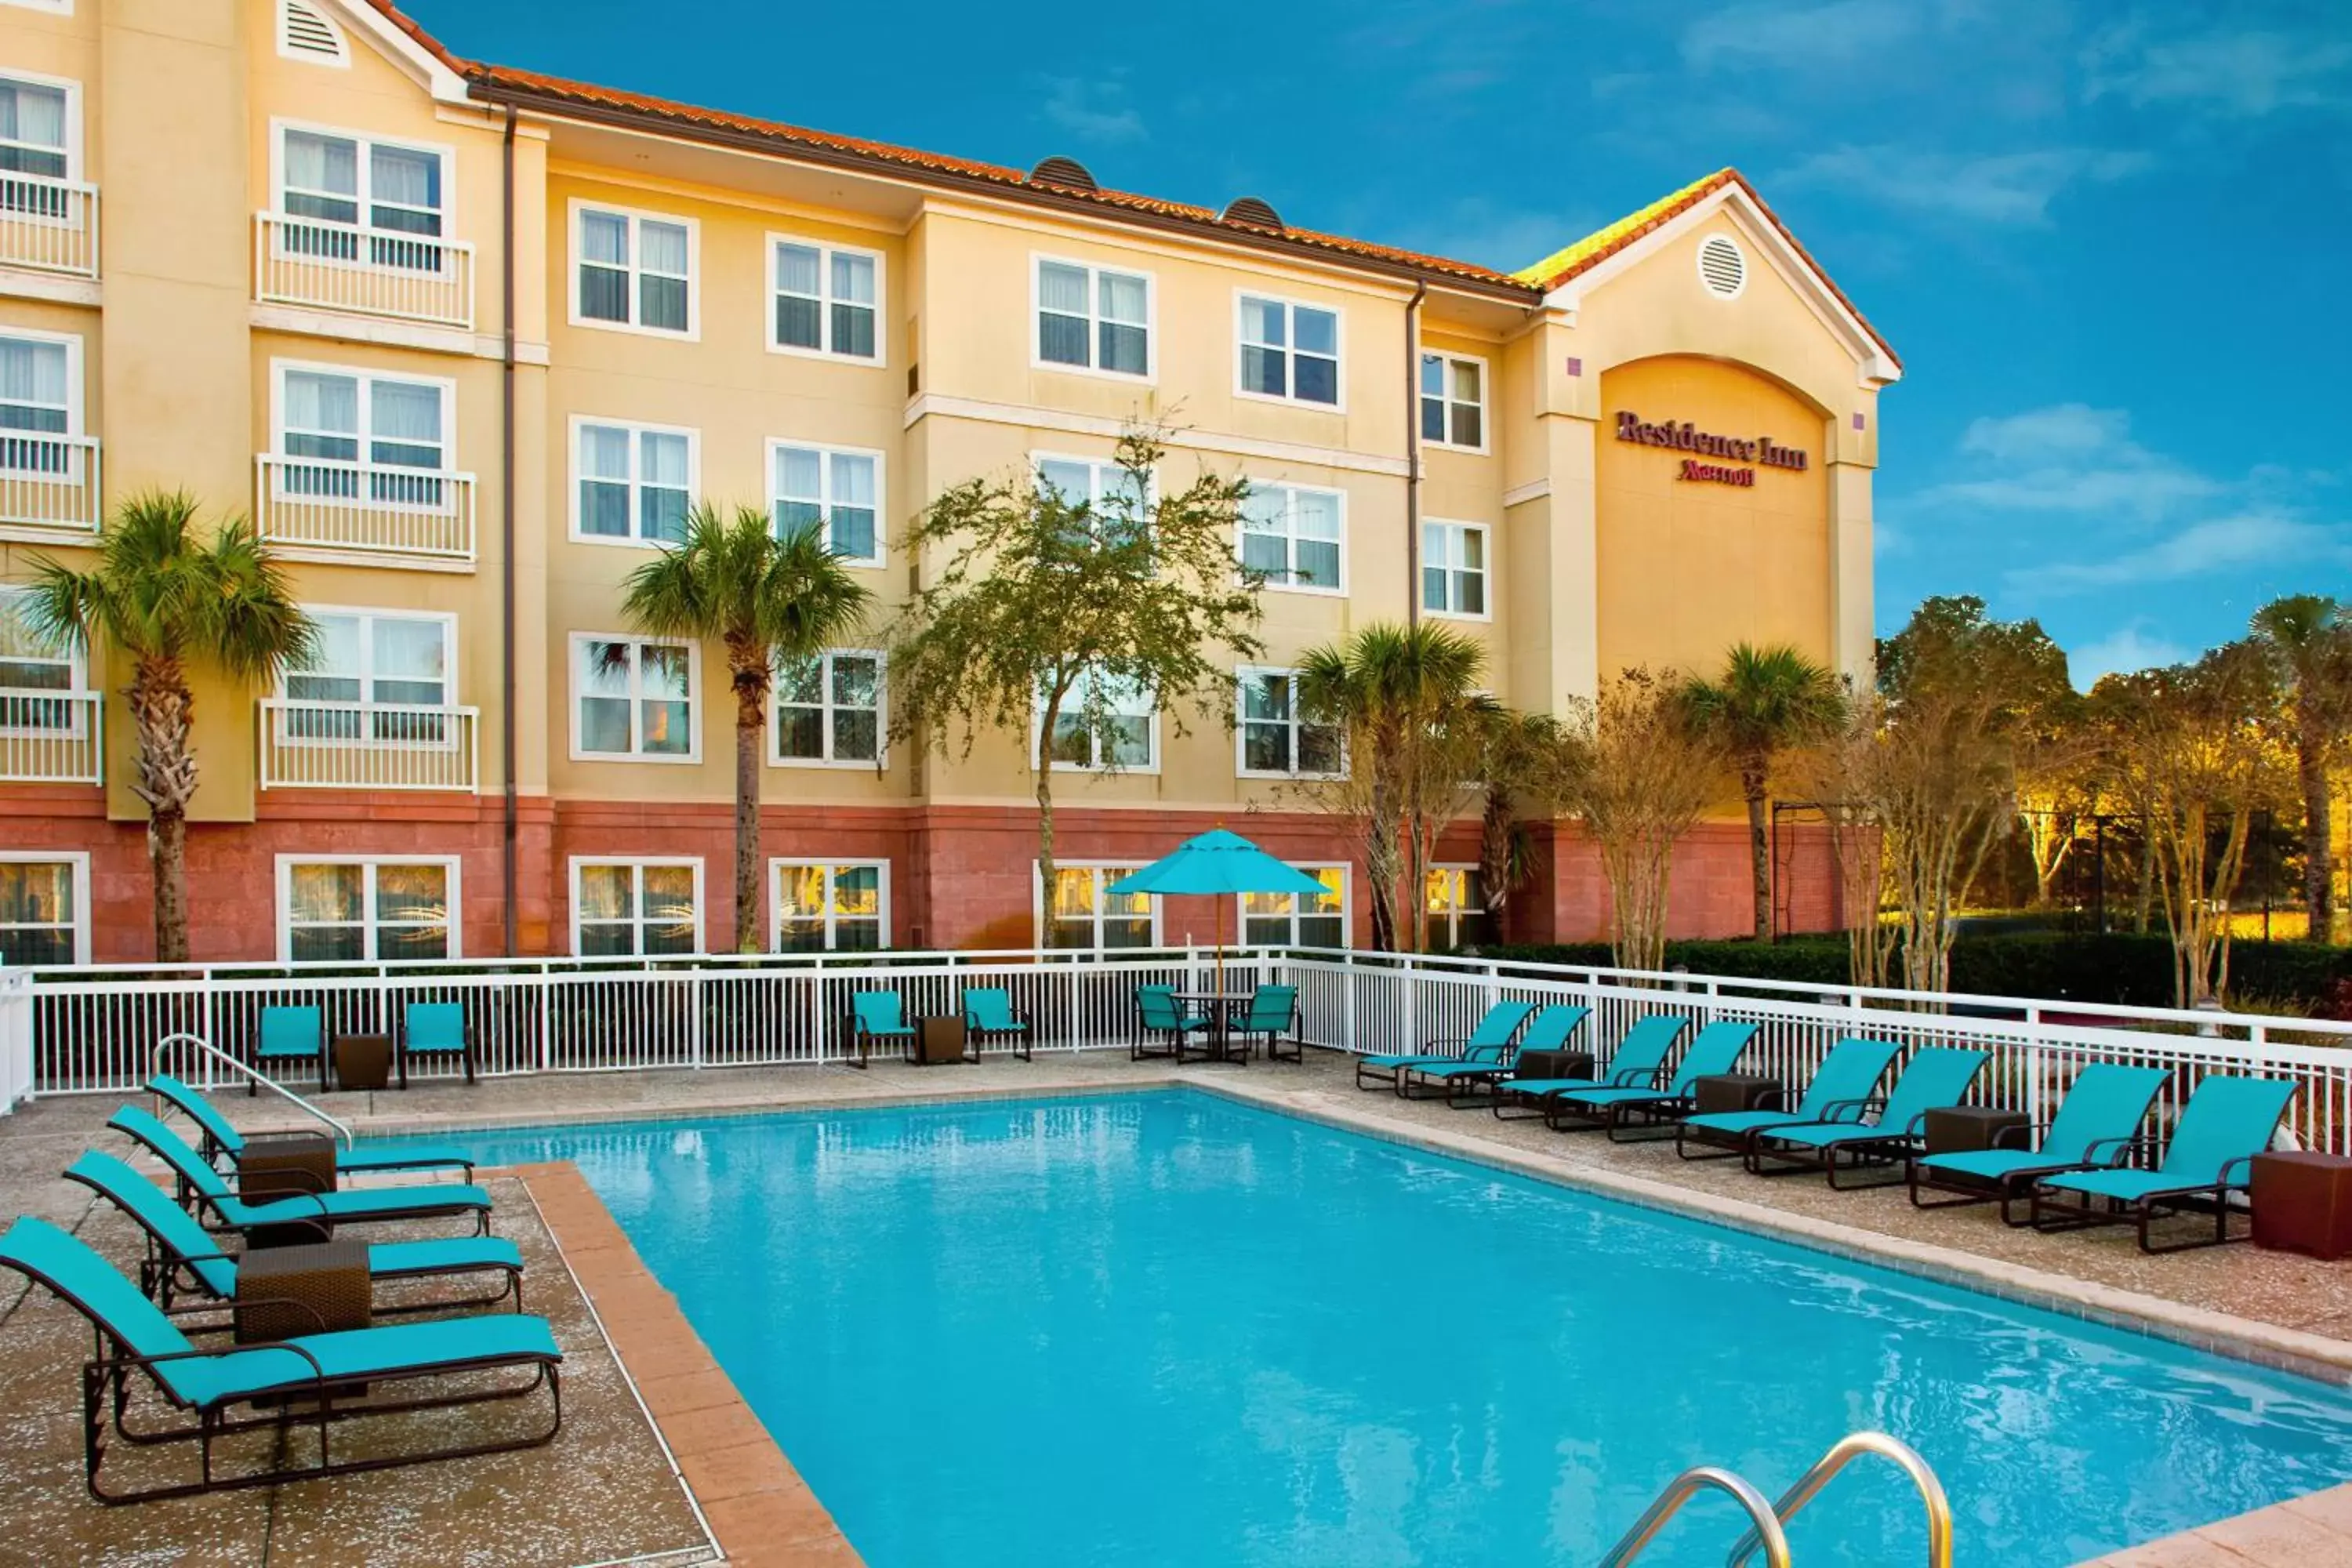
332;1033;393;1092
2252;1151;2352;1261
1922;1105;2030;1156
1517;1049;1595;1084
234;1133;338;1249
1694;1074;1781;1116
912;1015;967;1065
237;1240;372;1398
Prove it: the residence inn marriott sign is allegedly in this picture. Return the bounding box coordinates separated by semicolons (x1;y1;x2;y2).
1612;410;1810;486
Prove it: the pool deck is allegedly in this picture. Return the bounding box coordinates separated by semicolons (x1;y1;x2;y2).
2;1046;2350;1566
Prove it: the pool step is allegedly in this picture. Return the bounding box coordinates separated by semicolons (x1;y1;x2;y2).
1599;1429;1953;1567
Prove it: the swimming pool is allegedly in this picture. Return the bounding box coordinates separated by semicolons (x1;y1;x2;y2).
441;1090;2352;1566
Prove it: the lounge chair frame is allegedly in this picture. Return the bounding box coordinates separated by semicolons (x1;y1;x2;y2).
1353;1002;1537;1093
112;1111;494;1240
2027;1147;2263;1254
1904;1127;2139;1225
148;1075;477;1183
1740;1098;1922;1188
1671;1086;1791;1161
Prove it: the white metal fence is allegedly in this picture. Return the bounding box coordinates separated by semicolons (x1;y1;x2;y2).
255;455;476;564
254;212;475;330
0;689;101;783
0;435;101;534
0;970;31;1112
0;176;98;278
257;699;480;791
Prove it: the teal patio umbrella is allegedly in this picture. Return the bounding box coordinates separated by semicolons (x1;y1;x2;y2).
1107;829;1330;995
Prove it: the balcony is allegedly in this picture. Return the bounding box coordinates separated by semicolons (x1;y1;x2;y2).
258;699;480;792
0;176;98;280
0;689;101;784
253;212;475;332
0;435;101;539
255;454;475;567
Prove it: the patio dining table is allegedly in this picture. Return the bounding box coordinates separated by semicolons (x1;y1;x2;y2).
1173;991;1258;1063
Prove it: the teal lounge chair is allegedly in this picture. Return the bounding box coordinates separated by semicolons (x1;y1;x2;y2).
1675;1036;1902;1163
65;1151;523;1315
1400;1004;1589;1106
2030;1075;2299;1254
1907;1062;2168;1225
1492;1013;1689;1122
399;1001;476;1088
1134;985;1211;1061
147;1075;475;1182
962;986;1033;1062
252;1004;327;1096
1745;1046;1991;1188
1355;999;1537;1093
1232;984;1303;1064
111;1106;494;1239
0;1216;560;1503
1538;1021;1759;1138
846;989;911;1068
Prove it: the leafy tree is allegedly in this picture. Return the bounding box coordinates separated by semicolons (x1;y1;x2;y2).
2011;686;2104;910
2250;595;2352;942
619;504;872;951
886;427;1260;939
1682;643;1846;941
1474;707;1563;940
19;490;314;963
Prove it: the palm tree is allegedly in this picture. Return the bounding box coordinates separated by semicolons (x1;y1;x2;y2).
2251;595;2351;942
20;490;314;963
619;504;871;952
1684;643;1846;942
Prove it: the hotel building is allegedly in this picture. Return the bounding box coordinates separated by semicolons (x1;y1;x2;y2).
0;0;1899;966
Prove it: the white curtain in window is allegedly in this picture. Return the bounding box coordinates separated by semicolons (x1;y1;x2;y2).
285;371;357;434
285;130;357;195
830;252;874;306
369;380;442;445
580;423;630;481
0;82;66;150
581;210;628;267
372;618;446;683
369;145;438;210
1098;273;1145;325
775;242;820;296
641;431;688;488
0;338;64;407
638;220;688;277
829;453;875;508
777;445;821;502
308;613;363;677
1039;262;1087;316
1294;490;1340;539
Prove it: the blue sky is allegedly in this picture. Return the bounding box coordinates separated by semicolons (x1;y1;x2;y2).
405;0;2352;688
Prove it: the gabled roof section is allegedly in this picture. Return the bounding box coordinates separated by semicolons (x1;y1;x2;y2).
338;0;469;98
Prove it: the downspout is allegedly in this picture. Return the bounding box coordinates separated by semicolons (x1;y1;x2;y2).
1403;280;1426;628
500;104;520;956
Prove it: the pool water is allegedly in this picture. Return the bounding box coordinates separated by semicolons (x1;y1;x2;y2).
438;1091;2352;1566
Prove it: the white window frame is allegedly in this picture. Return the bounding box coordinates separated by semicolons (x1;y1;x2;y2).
1238;862;1348;950
1421;519;1493;622
568;415;699;549
1426;862;1489;950
1235;665;1346;781
767;437;885;568
0;323;83;452
568;631;701;764
1238;481;1348;596
0;848;88;966
274;853;462;964
771;648;887;769
0;584;86;739
765;232;885;364
768;858;891;952
1233;290;1344;412
1418;349;1490;455
0;68;82;183
277;603;457;748
568;198;700;340
569;856;704;958
1035;860;1161;951
269;118;455;250
1030;252;1156;383
1036;668;1160;775
270;358;456;493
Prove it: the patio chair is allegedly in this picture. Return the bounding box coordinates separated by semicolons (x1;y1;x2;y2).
0;1215;561;1504
1744;1046;1991;1188
147;1075;476;1183
963;986;1034;1062
1232;984;1303;1064
845;990;911;1069
1907;1062;2168;1224
398;1002;476;1088
1134;984;1210;1061
2028;1075;2299;1254
1536;1021;1759;1139
1400;1003;1589;1107
1675;1036;1902;1162
110;1107;495;1240
1353;999;1537;1093
252;1004;328;1097
65;1151;524;1316
1491;1013;1689;1122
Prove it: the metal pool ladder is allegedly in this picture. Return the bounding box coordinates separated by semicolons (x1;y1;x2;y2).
150;1031;356;1148
1599;1430;1953;1567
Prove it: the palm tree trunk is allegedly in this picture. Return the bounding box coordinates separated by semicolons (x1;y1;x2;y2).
1743;755;1771;942
2299;730;2332;942
125;657;198;964
731;665;766;953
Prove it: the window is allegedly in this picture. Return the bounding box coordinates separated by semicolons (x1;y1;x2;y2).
572;858;700;957
770;441;882;565
1043;668;1155;771
770;237;880;361
1422;521;1490;618
574;419;694;546
575;202;695;336
1425;865;1491;951
0;74;73;219
1035;454;1151;548
0;853;85;965
277;125;447;271
1036;257;1150;376
279;857;456;962
1044;863;1155;950
1240;483;1344;593
574;635;696;761
1419;352;1486;451
275;365;451;507
1241;865;1346;949
775;649;882;767
1237;295;1339;407
1237;667;1344;779
0;328;77;476
0;587;80;733
771;861;887;952
281;608;452;744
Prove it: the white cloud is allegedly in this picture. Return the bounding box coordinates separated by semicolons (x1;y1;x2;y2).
1915;403;2216;519
1682;0;1922;71
1037;77;1146;145
1402;197;1588;272
1770;145;2150;227
2026;514;2352;593
2084;22;2352;117
2067;622;2191;688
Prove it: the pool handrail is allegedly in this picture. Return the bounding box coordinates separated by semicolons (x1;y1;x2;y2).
1726;1429;1953;1568
1599;1465;1790;1567
148;1031;354;1149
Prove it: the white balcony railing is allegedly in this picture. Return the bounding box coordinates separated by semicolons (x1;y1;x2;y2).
253;212;475;331
254;454;475;564
0;435;100;535
0;689;101;783
0;176;98;279
258;699;479;792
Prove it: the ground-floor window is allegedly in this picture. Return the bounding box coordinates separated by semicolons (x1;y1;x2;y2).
1425;864;1491;951
278;856;457;962
1240;864;1347;949
572;858;700;957
1044;862;1156;949
0;852;85;965
771;860;887;951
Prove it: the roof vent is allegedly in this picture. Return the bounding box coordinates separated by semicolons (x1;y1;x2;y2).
278;0;350;64
1697;233;1746;299
1220;196;1283;230
1028;156;1099;193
